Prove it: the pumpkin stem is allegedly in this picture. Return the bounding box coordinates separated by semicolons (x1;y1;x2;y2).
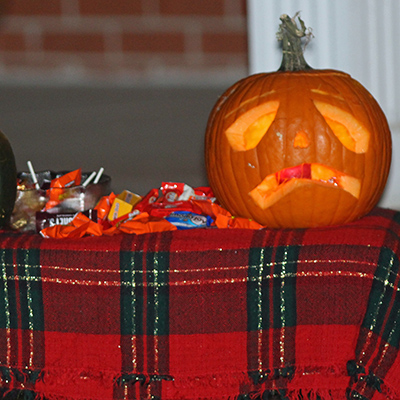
277;13;313;71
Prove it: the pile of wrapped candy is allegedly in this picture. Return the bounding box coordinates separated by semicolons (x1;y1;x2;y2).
9;163;264;238
38;181;263;239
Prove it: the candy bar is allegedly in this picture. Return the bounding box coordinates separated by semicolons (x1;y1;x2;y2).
165;211;214;229
107;190;142;222
35;209;97;232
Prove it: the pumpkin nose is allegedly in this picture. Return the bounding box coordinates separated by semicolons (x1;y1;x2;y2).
294;131;310;148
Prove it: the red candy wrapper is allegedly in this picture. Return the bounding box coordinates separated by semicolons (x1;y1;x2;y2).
133;188;159;213
160;182;191;202
193;186;215;199
132;183;217;219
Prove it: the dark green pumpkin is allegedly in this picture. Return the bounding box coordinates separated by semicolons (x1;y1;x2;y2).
0;131;17;228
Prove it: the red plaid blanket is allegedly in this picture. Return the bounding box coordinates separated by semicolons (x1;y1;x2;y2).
1;207;400;400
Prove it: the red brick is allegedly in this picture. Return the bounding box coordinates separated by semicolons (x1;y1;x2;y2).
79;0;142;15
202;32;247;54
0;33;25;51
42;33;105;53
225;0;248;16
5;0;62;15
122;32;185;53
239;0;247;15
159;0;225;16
241;0;248;15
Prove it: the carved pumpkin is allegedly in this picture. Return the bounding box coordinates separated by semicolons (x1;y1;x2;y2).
205;14;392;228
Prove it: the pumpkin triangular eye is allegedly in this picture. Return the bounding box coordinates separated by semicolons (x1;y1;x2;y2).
313;100;370;153
225;101;279;151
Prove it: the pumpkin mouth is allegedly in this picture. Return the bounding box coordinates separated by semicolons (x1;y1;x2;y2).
249;163;360;210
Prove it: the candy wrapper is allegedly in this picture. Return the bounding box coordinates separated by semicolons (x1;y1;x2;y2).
94;192;117;230
40;182;263;239
10;169;111;232
40;211;175;238
108;190;142;221
118;212;177;235
41;212;106;239
132;182;263;230
45;169;82;211
133;188;159;213
36;209;97;232
133;182;216;219
165;211;213;229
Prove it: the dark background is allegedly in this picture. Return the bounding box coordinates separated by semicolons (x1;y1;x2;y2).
0;83;225;195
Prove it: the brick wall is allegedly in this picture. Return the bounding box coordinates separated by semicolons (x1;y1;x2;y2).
0;0;248;85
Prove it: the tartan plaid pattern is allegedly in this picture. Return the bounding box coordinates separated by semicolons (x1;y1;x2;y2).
0;208;399;399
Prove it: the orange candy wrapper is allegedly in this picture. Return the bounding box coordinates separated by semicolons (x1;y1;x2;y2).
118;212;177;235
44;169;82;211
40;183;264;239
40;213;99;239
40;211;175;238
94;192;117;229
190;199;263;229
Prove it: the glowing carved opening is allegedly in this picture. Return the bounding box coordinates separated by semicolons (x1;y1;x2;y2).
225;101;279;151
313;101;370;153
249;163;360;210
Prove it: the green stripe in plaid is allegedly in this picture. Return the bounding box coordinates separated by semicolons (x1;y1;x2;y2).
349;246;400;398
146;249;169;336
0;237;44;332
363;247;400;346
0;246;17;330
247;244;298;331
120;234;170;337
0;236;44;383
247;230;301;387
16;248;44;332
120;245;144;336
119;233;171;398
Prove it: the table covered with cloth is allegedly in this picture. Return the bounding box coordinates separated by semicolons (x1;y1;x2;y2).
1;207;400;400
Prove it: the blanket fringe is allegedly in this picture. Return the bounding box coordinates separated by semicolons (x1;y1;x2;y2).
233;388;345;400
0;369;175;400
236;388;345;400
0;388;45;400
249;366;295;385
114;372;174;387
0;364;398;400
238;364;350;400
0;367;44;400
346;359;400;399
0;367;43;385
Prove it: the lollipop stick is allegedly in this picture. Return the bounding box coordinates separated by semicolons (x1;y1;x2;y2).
82;171;96;187
27;161;40;189
93;167;104;184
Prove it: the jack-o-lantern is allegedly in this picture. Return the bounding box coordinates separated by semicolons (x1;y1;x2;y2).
205;14;392;228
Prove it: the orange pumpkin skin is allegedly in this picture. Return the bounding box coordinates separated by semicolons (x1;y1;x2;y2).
205;69;392;228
